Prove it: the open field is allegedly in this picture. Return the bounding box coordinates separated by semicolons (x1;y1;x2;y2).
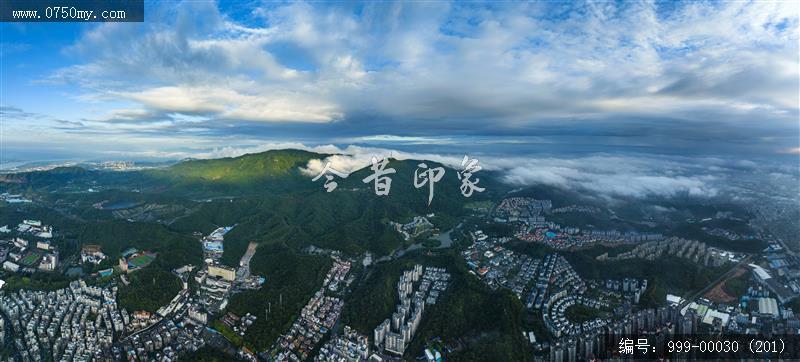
705;267;748;303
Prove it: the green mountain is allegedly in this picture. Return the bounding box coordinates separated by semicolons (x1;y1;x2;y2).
155;149;322;182
141;149;326;196
0;149;327;196
0;166;95;189
0;149;508;261
168;156;506;260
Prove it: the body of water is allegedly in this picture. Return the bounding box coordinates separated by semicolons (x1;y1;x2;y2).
102;200;140;210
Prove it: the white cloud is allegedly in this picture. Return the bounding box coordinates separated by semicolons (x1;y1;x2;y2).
115;86;341;122
298;144;466;176
290;143;723;198
300;154;368;176
501;156;720;198
5;131;754;200
46;1;797;131
347;135;455;144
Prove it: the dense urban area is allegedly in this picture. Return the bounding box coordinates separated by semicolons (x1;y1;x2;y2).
0;150;798;361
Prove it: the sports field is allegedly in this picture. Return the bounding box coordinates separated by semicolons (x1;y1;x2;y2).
21;252;41;266
127;254;155;268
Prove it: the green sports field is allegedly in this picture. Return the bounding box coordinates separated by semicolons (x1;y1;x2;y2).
128;254;155;268
21;252;41;266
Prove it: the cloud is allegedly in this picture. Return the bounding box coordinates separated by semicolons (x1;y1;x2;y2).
43;2;798;135
185;140;750;202
501;155;720;198
290;143;728;199
140;141;787;202
0;42;30;57
346;135;456;145
195;142;338;159
1;1;796;162
0;105;46;120
113;86;341;122
300;154;368;176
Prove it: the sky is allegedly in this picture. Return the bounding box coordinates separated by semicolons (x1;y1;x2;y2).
1;0;799;170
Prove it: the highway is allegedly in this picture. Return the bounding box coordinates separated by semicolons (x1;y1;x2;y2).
676;256;752;311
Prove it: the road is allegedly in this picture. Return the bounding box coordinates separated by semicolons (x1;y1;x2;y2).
676;256;752;311
237;241;258;279
117;290;189;344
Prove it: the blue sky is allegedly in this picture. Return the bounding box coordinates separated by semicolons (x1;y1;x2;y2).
1;0;798;163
